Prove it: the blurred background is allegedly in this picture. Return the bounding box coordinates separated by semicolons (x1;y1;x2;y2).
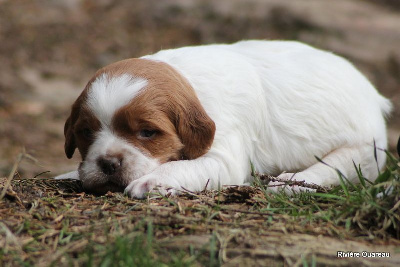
0;0;399;178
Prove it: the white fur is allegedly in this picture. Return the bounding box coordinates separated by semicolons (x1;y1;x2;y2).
57;40;392;198
132;40;391;197
87;74;147;127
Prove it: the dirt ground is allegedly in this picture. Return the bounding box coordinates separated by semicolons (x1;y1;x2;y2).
0;0;399;179
1;176;400;266
0;0;400;266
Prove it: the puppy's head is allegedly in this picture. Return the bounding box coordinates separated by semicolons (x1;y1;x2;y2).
64;59;215;194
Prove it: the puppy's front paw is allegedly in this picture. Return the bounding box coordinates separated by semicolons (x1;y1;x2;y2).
54;170;80;180
124;175;179;199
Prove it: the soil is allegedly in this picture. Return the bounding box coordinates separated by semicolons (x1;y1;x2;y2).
2;178;400;266
1;0;399;179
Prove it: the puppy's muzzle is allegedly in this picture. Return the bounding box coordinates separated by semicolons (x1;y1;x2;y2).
80;155;126;195
97;156;122;176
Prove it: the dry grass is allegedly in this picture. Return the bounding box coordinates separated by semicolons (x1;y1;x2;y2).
1;150;400;266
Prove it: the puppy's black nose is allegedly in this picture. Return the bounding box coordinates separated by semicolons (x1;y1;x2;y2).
97;156;121;175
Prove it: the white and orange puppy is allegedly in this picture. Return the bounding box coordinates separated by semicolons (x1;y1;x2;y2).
55;40;392;198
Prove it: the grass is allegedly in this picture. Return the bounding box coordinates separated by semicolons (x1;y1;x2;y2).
85;221;172;267
1;151;400;266
255;150;400;240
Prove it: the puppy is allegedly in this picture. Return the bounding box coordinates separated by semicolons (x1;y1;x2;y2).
55;40;392;198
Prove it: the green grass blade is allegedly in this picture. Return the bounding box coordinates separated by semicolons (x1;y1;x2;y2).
312;192;346;201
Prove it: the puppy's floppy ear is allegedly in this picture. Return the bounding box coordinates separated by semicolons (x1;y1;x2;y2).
176;99;216;159
397;136;400;158
64;94;85;159
137;59;216;159
64;113;77;159
63;79;93;159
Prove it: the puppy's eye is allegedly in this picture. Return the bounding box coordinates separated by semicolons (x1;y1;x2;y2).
138;129;157;139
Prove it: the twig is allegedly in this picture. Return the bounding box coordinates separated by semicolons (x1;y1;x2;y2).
255;173;329;192
34;171;51;178
0;151;25;201
203;179;210;192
